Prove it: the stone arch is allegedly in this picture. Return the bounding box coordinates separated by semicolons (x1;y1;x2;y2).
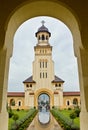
0;1;87;130
10;99;15;106
34;88;54;109
73;98;78;106
38;93;50;110
4;0;82;54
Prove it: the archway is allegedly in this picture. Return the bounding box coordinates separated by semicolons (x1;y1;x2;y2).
73;98;78;107
10;99;15;106
38;93;50;111
34;88;54;109
0;1;86;130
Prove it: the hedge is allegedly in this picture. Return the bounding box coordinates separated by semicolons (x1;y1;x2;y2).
51;108;80;130
10;108;38;130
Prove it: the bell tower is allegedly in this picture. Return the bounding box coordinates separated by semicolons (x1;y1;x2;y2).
23;21;64;109
35;20;51;46
33;21;54;88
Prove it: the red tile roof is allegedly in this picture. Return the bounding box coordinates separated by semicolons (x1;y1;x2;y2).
63;92;80;96
7;91;80;97
7;92;24;97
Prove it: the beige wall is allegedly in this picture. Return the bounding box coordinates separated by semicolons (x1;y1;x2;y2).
0;0;88;130
7;96;25;109
63;96;80;109
7;94;80;110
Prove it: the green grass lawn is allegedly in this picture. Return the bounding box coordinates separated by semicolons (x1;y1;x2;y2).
8;110;29;130
59;109;80;127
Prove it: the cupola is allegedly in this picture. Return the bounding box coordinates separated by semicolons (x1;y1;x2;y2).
35;21;51;45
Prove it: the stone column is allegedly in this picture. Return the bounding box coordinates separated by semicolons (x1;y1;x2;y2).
0;48;11;130
77;48;88;130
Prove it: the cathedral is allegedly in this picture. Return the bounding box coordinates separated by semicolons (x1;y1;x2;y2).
7;21;80;109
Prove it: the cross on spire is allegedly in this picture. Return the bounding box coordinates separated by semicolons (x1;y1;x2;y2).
41;20;45;26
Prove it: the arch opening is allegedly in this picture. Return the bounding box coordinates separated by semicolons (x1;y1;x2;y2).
8;16;80;93
38;93;50;112
0;1;84;130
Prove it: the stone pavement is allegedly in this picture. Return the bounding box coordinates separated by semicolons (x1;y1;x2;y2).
27;113;63;130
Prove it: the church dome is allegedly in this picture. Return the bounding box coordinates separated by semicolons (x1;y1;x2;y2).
35;21;51;37
38;25;49;32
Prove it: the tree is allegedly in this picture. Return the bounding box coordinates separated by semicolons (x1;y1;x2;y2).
74;108;80;117
70;112;77;126
13;114;19;127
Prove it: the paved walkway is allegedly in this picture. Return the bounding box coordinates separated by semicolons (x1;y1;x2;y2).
27;113;63;130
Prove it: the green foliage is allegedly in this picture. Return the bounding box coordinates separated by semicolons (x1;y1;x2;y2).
16;108;20;111
9;109;28;130
68;107;72;110
11;100;15;106
70;112;77;119
9;111;14;118
9;108;38;130
13;114;19;121
8;107;14;118
51;108;80;130
74;108;80;117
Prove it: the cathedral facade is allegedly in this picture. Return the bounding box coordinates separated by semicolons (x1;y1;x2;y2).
7;22;80;110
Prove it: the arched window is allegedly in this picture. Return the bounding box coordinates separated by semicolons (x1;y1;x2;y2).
10;99;15;106
40;72;42;78
26;84;29;87
55;84;58;87
46;36;48;40
18;101;22;106
59;84;61;87
40;62;41;68
43;72;44;78
38;35;40;40
45;61;47;68
66;100;70;106
46;72;47;78
43;61;44;68
73;98;78;105
30;84;32;87
42;35;45;40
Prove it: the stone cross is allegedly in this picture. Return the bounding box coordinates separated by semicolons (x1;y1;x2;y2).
41;20;45;26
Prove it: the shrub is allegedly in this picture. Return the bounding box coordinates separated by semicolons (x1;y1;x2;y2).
51;108;80;130
17;108;20;111
13;114;19;121
52;106;54;109
70;112;77;120
74;108;80;117
9;111;14;118
68;107;72;110
10;108;38;130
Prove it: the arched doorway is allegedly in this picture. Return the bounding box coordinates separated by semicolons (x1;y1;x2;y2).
35;88;54;109
38;93;50;111
0;1;87;130
10;99;15;106
73;98;78;107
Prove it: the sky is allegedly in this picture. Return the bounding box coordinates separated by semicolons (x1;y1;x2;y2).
8;16;80;92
